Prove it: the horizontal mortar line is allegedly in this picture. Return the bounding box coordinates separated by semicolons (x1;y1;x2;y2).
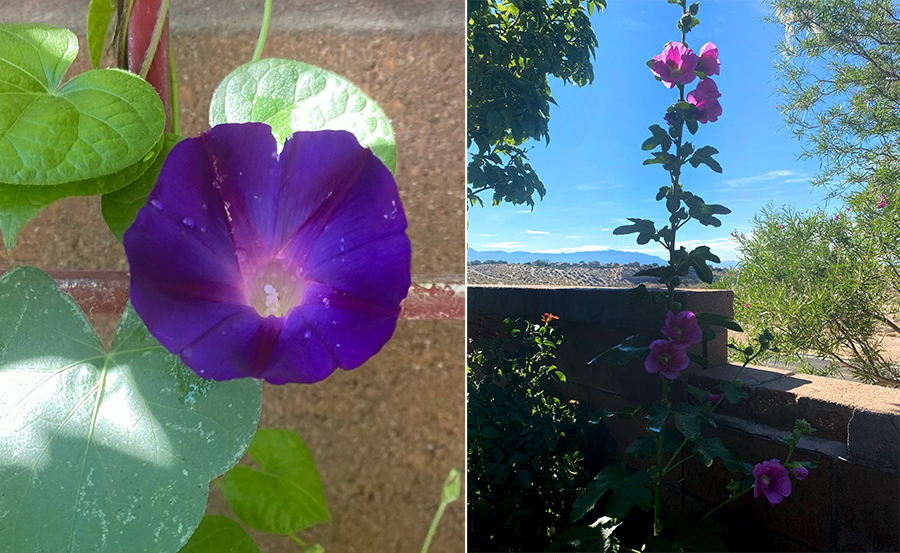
0;270;465;320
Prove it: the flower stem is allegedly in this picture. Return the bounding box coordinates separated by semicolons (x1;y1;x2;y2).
700;485;753;522
661;357;753;477
252;0;273;62
653;378;671;536
421;501;448;553
138;0;171;79
167;38;180;136
288;533;308;549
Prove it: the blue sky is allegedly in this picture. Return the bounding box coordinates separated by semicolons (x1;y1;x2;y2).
467;0;835;262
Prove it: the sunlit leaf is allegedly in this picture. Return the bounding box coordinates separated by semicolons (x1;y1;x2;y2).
0;267;261;553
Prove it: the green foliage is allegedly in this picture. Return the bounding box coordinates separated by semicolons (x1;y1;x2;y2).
87;0;116;69
0;267;261;553
547;516;622;552
730;203;900;385
0;24;164;185
209;58;396;173
467;0;606;207
0;23;166;250
767;0;900;191
101;133;183;240
221;428;330;535
177;516;261;553
467;316;615;551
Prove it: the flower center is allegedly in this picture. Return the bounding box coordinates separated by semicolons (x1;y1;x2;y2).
666;60;683;77
760;475;770;486
245;261;303;317
660;352;672;365
672;326;683;340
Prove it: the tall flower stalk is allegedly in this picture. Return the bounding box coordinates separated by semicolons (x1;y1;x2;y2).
566;2;819;550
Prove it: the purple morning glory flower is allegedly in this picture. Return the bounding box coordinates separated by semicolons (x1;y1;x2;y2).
123;123;411;384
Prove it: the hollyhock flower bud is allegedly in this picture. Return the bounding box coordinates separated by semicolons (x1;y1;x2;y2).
696;42;720;76
661;310;703;349
707;393;724;403
645;339;689;379
791;466;809;481
753;459;792;505
649;42;699;88
687;78;722;124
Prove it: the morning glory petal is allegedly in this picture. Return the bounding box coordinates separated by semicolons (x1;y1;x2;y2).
124;123;411;384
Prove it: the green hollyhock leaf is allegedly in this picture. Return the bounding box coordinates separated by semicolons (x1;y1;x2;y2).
646;403;671;434
720;381;749;403
221;428;330;534
0;136;164;251
177;516;260;553
0;267;261;553
209;58;396;173
86;0;116;69
0;24;164;185
102;133;183;240
605;471;652;519
624;435;656;459
571;463;628;522
674;403;703;439
691;436;743;471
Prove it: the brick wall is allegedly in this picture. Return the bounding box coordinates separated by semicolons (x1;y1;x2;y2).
469;285;900;552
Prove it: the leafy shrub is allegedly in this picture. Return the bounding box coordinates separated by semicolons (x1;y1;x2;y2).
731;203;900;385
467;316;615;552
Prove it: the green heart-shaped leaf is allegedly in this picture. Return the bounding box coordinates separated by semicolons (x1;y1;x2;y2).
209;58;396;173
177;516;260;553
0;135;164;250
221;427;330;534
0;24;164;185
102;133;182;241
0;267;261;553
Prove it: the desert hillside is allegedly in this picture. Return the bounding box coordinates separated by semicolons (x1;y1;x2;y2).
467;262;729;288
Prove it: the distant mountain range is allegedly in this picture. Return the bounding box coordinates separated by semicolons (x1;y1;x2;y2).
467;247;738;267
467;247;667;265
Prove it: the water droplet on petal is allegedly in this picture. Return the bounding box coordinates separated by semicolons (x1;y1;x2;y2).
303;330;312;339
236;248;247;262
150;199;164;210
182;217;195;229
202;203;208;210
322;297;330;307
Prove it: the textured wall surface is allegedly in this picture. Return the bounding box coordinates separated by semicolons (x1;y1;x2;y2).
0;2;466;552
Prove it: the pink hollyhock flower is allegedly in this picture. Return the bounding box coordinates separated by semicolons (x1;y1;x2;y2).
661;310;702;348
645;339;689;379
707;393;724;403
696;42;720;76
124;123;411;384
649;42;699;88
878;194;888;208
687;78;722;124
791;466;809;481
835;214;841;221
743;303;750;309
753;459;792;505
779;224;785;229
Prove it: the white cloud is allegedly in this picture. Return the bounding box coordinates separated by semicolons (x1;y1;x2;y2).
534;245;610;254
482;242;522;250
524;230;549;235
515;209;532;213
478;234;492;237
565;235;585;239
720;170;800;189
